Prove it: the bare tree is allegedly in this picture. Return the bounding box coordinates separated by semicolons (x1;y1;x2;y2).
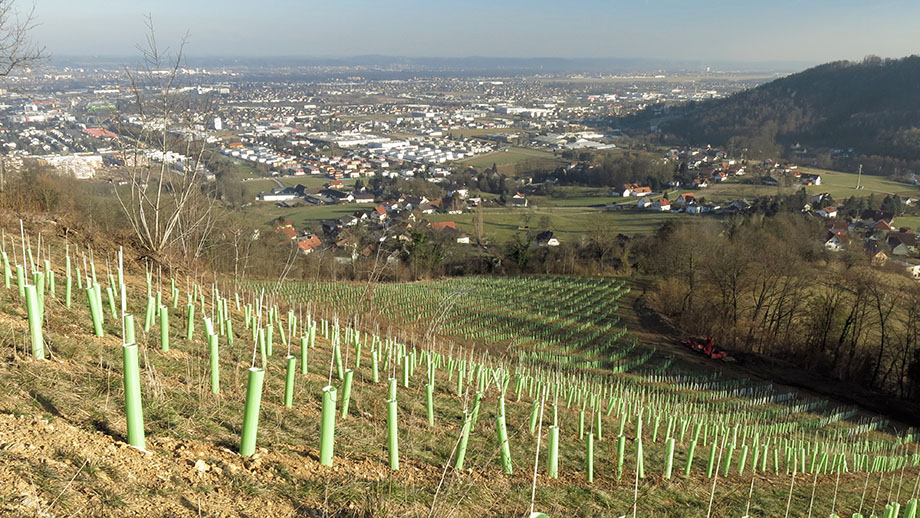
473;204;484;244
0;0;46;192
228;221;257;285
0;0;44;77
114;16;213;262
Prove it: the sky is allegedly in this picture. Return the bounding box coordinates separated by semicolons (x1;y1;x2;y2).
28;0;920;65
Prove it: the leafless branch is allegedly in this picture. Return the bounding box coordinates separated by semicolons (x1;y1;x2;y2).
0;1;46;77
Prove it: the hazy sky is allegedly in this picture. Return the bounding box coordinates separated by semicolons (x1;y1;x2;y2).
29;0;920;64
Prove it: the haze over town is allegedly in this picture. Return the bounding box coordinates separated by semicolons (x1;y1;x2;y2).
32;0;920;64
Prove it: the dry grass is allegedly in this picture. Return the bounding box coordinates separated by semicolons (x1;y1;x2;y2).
0;226;916;516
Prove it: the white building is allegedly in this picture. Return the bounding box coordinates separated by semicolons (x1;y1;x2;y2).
38;154;103;179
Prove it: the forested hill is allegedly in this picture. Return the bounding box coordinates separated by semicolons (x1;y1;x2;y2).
637;56;920;160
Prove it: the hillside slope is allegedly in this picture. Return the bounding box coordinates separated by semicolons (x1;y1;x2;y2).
2;222;920;517
640;55;920;159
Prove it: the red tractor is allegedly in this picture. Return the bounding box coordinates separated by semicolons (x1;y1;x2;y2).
680;336;729;360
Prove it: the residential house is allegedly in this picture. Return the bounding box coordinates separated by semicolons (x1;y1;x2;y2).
800;173;822;186
535;230;560;247
305;192;335;205
825;233;848;251
431;221;470;244
811;193;831;205
887;232;918;256
817;206;838;218
402;195;429;210
337;215;358;227
904;261;920;280
729;200;751;212
826;221;850;234
417;203;437;214
319;189;354;203
258;186;302;202
637;197;655;209
672;193;696;207
620;184;653;197
297;235;323;255
510;192;528;207
874;219;894;232
653;198;671;212
692;178;710;189
861;210;894;227
892;258;920;279
431;221;457;232
277;225;297;240
871;251;889;266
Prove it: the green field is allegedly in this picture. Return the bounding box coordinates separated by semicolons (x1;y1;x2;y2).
244;201;375;228
524;186;620;208
802;167;920;199
685;169;920;205
458;146;566;174
216;156;266;180
241;200;675;241
428;206;680;242
894;215;920;231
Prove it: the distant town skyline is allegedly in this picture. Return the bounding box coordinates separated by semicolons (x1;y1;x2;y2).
31;0;920;65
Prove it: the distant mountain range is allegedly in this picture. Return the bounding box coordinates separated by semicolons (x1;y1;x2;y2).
636;55;920;161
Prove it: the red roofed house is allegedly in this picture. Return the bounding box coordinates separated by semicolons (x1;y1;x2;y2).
818;206;838;218
82;127;118;139
431;221;457;232
673;193;696;207
621;183;653;197
653;198;671;212
274;218;297;240
430;221;470;244
278;226;297;240
297;235;322;255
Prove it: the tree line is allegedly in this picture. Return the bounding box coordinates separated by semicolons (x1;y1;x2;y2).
639;215;920;401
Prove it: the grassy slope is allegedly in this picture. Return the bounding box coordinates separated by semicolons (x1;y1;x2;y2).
0;225;914;518
426;208;680;242
699;169;920;203
458;147;566;174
